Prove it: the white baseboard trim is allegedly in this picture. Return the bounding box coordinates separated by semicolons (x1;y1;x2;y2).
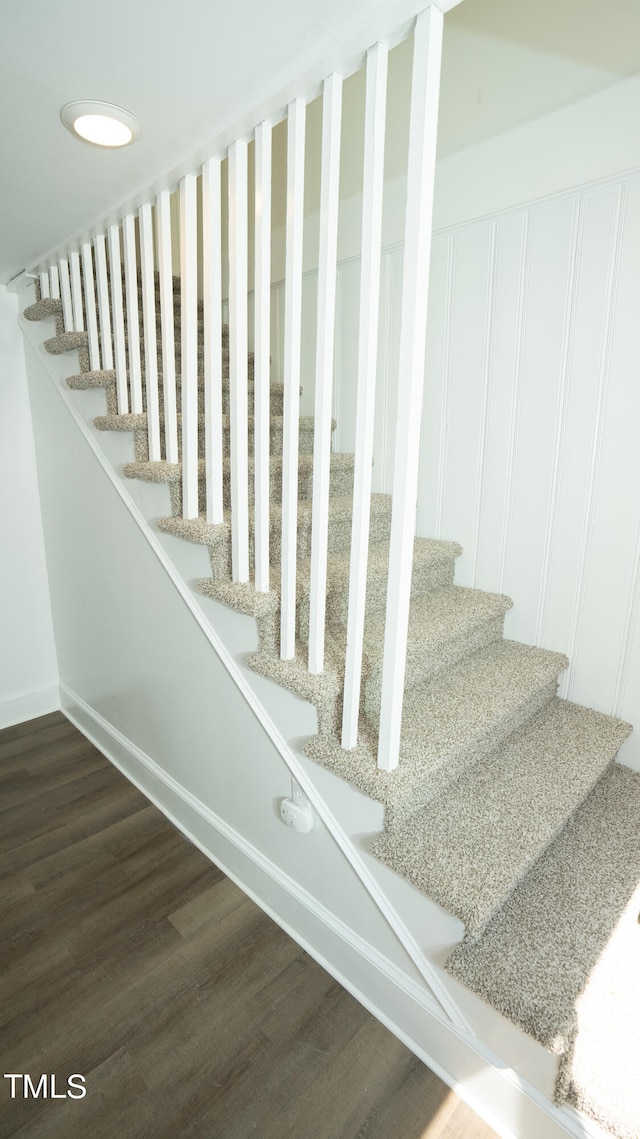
60;682;595;1139
0;682;59;729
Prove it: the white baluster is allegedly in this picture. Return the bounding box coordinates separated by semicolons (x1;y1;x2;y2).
139;203;161;461
58;257;73;332
69;249;84;332
49;263;60;300
180;174;199;519
377;7;444;772
108;224;129;414
227;141;250;580
123;214;143;414
81;241;101;371
94;234;114;370
280;97;306;659
309;73;343;674
156;191;178;462
342;42;388;749
254;120;272;593
39;272;50;300
202;157;224;525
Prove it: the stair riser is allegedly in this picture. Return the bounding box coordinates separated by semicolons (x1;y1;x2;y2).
168;463;355;517
365;614;508;731
131;420;315;462
106;384;284;417
297;556;457;641
204;503;393;581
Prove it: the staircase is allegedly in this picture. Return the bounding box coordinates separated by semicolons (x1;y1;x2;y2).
23;279;640;1139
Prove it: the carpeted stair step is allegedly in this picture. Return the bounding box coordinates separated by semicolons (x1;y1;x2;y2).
296;537;463;638
445;763;640;1081
93;411;331;461
122;453;356;515
24;298;63;329
156;494;393;577
65;370;287;417
371;698;632;937
303;639;568;823
360;586;513;730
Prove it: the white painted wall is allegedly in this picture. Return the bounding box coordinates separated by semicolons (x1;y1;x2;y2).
0;286;58;726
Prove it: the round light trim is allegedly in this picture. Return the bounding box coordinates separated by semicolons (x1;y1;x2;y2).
60;101;142;148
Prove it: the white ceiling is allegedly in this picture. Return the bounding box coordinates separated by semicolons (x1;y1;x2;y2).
2;0;640;284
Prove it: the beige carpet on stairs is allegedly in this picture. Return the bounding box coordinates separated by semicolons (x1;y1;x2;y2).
24;280;640;1139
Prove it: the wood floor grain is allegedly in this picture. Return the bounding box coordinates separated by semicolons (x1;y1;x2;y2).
0;712;498;1139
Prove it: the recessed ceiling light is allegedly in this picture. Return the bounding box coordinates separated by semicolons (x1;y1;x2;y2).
60;101;142;148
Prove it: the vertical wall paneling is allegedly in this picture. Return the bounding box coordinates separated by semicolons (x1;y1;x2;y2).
437;236;455;538
39;272;50;300
566;184;627;698
139;203;161;461
58;256;73;333
535;198;584;645
107;224;129;415
179;173;200;521
123;214;143;414
280;97;306;658
81;242;101;372
342;42;388;747
254;122;273;590
156;191;179;463
612;516;640;718
227;142;250;579
498;213;531;594
202;156;224;525
568;180;640;713
49;263;60;301
309;72;343;675
378;7;444;772
69;250;84;332
93;236;114;371
471;223;498;586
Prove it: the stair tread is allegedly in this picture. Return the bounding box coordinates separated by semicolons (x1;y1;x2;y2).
93;411;328;433
363;585;512;666
122;453;354;482
304;639;568;816
445;761;640;1056
372;698;632;936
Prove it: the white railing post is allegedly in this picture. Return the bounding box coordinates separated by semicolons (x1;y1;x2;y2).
108;224;129;414
139;203;161;460
156;190;179;463
342;42;388;749
309;73;343;674
280;97;306;659
202;157;224;525
377;7;444;772
58;256;73;332
81;241;101;372
123;213;143;414
39;272;50;300
69;249;84;332
49;264;60;300
179;173;199;519
254;120;273;593
94;233;114;371
227;141;250;580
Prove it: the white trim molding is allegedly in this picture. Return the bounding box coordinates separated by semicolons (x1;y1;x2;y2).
0;683;60;729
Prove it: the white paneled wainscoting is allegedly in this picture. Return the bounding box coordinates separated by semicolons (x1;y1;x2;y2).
257;166;640;770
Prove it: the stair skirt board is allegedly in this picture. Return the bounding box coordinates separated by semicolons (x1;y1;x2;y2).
23;286;640;1139
60;682;588;1139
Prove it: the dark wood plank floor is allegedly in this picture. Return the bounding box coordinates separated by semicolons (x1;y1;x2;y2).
0;712;498;1139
